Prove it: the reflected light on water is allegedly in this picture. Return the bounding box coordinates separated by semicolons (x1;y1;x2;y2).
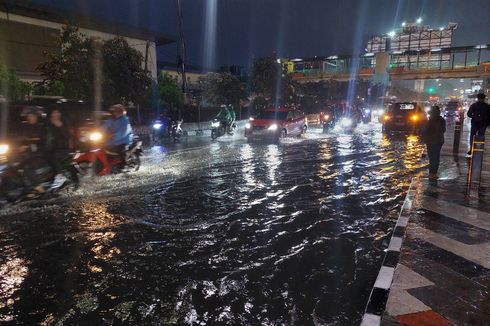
265;145;280;184
240;144;256;188
0;257;29;322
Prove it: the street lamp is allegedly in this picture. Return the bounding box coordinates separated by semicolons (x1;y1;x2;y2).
416;17;422;24
388;31;396;38
401;22;406;27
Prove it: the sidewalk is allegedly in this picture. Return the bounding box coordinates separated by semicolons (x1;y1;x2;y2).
363;120;490;326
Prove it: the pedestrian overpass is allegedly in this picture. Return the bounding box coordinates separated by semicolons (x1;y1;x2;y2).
289;44;490;83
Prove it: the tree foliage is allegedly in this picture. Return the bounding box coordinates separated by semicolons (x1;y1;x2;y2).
157;72;184;110
250;57;296;107
37;26;94;100
0;60;30;102
102;37;152;104
199;72;246;108
37;26;152;104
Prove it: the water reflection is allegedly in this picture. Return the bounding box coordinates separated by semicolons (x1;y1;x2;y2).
0;126;429;325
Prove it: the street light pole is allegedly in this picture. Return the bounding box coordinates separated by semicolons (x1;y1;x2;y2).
176;0;187;102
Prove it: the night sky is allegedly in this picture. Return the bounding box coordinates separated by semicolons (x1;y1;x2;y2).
32;0;490;69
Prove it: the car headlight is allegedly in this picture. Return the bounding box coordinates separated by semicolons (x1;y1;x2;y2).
245;123;251;129
211;121;220;128
268;124;278;131
249;117;254;121
89;131;103;142
153;123;163;130
340;118;353;127
0;144;9;155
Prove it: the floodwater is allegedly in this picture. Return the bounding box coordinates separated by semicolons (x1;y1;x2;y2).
0;124;426;325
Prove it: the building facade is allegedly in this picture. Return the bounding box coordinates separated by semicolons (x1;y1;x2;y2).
0;1;174;81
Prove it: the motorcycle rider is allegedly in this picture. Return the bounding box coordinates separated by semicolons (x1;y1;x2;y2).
20;108;47;196
46;108;73;187
102;104;133;169
227;104;236;133
216;105;231;130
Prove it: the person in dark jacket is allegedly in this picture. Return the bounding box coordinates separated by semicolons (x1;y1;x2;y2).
46;108;73;186
422;106;446;179
20;108;48;196
467;93;490;156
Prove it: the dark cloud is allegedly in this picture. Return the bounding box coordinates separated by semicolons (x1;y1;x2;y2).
32;0;490;68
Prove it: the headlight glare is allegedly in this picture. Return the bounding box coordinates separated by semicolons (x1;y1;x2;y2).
268;124;278;131
0;144;9;155
89;131;103;142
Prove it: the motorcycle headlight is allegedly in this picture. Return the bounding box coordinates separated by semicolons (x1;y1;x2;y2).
211;121;220;128
268;124;278;131
153;123;163;130
245;123;251;129
89;131;103;142
340;118;353;127
0;144;9;155
324;114;330;120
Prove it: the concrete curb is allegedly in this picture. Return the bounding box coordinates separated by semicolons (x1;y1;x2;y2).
361;178;418;326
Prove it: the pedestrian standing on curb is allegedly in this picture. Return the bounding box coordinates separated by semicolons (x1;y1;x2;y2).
467;93;490;156
422;106;446;180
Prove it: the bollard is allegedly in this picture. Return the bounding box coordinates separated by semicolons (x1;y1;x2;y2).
453;120;462;154
468;135;485;187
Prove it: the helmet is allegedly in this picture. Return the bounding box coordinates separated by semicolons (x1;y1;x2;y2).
109;104;126;115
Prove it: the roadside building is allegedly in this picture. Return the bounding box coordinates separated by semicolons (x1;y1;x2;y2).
0;0;174;81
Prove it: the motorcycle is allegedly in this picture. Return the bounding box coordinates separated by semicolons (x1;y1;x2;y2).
361;108;372;123
171;119;184;143
0;141;79;204
73;131;142;176
211;119;235;140
320;112;335;133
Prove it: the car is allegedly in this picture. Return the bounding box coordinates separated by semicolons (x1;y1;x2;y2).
381;102;427;133
245;108;307;142
444;100;463;120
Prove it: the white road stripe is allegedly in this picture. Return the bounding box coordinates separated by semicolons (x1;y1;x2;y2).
412;226;490;269
361;313;381;326
420;196;490;231
374;266;395;290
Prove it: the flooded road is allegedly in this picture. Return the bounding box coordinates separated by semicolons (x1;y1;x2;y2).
0;124;426;325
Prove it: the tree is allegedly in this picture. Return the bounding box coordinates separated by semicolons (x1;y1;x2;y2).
0;60;30;102
199;73;246;108
37;26;152;105
250;57;297;107
157;72;184;111
102;37;152;104
37;25;94;100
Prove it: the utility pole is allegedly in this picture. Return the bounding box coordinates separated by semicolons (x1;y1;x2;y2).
176;0;187;120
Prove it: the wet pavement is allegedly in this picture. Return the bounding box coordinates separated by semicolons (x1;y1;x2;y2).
0;124;428;325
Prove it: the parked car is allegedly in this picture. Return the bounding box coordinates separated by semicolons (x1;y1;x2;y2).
381;102;427;133
245;108;307;142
